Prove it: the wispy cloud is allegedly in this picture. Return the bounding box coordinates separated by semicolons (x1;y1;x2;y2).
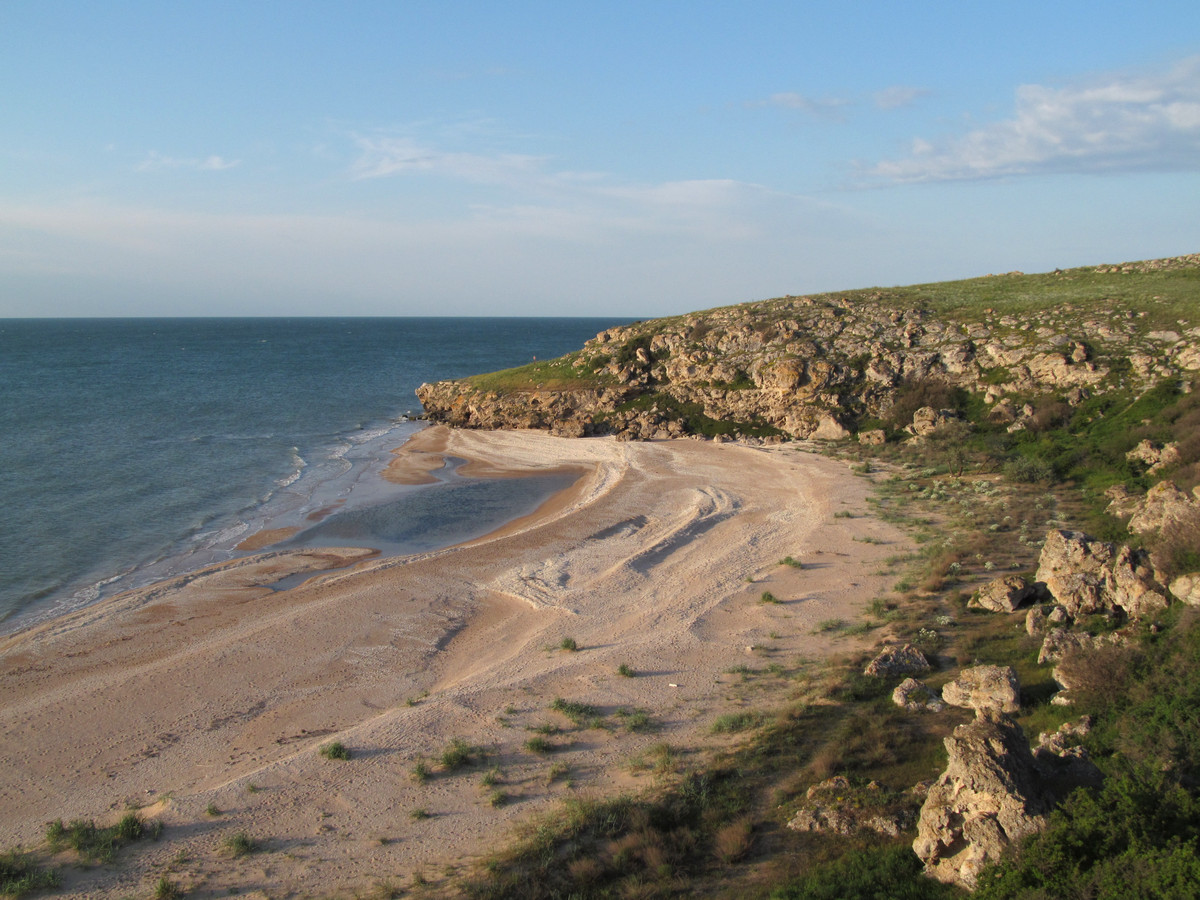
135;151;241;172
349;135;548;186
755;92;852;118
868;56;1200;182
749;84;928;118
872;85;932;110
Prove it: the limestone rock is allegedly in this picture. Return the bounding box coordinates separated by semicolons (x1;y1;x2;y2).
1036;530;1169;619
864;644;932;678
941;665;1021;714
914;711;1052;890
907;406;962;437
1126;440;1182;474
1127;480;1200;536
788;776;917;838
1170;573;1200;606
811;415;850;440
1025;606;1048;636
858;428;886;446
1037;627;1123;665
892;678;944;712
972;575;1035;613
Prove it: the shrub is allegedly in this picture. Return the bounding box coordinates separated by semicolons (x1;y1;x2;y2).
710;711;764;734
525;736;554;755
617;663;635;677
760;591;781;604
222;832;256;858
441;738;474;771
550;698;598;726
559;637;579;652
319;741;350;760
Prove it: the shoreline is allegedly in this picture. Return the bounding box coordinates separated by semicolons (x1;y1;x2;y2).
0;427;908;897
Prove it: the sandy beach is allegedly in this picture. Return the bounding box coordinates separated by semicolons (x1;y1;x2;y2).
0;427;906;897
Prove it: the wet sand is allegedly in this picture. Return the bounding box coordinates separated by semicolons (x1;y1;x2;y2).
0;427;906;897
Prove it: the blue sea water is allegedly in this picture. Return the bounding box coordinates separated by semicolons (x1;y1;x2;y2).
0;317;630;633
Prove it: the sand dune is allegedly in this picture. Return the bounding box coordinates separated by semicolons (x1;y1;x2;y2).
0;427;906;897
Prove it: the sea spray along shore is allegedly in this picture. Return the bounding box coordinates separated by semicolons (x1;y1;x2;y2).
2;255;1200;897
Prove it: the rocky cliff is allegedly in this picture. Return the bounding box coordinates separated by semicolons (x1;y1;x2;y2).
418;254;1200;441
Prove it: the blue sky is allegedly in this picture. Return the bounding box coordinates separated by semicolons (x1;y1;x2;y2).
2;1;1198;317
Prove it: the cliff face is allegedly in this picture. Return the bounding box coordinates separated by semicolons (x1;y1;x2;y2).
417;254;1200;440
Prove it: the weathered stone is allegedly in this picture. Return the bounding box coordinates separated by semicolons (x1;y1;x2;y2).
1126;440;1182;474
1037;627;1122;665
941;665;1021;714
1036;530;1169;619
914;711;1052;890
892;678;944;712
1170;573;1200;606
788;777;917;838
1127;480;1200;536
858;428;886;445
864;644;932;678
972;575;1035;613
811;415;850;440
1026;606;1048;635
907;406;962;437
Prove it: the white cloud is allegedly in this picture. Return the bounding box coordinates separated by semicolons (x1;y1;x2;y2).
136;151;241;172
869;56;1200;182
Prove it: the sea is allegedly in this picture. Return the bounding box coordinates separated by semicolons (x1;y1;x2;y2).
0;316;631;634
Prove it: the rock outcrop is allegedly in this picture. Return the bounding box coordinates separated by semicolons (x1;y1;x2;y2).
941;665;1021;714
892;678;944;712
788;776;918;838
1035;530;1169;619
416;255;1200;441
913;711;1053;890
972;575;1035;613
1126;480;1200;536
864;644;932;678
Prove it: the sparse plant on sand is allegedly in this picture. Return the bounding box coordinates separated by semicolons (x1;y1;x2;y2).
559;636;579;651
617;663;635;677
319;741;350;760
222;832;256;858
760;591;780;604
780;556;803;569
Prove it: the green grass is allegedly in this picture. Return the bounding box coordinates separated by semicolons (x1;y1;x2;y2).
441;738;475;771
779;556;804;569
616;663;635;677
549;698;598;726
318;741;351;760
760;591;781;604
524;736;555;755
221;832;256;858
558;636;578;652
710;711;765;734
0;850;59;897
45;812;158;863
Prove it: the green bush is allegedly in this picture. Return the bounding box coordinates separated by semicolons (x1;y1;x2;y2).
770;844;959;899
319;741;351;760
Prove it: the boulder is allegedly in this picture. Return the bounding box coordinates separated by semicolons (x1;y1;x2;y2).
1025;606;1048;635
941;665;1021;714
972;575;1035;613
1127;480;1200;536
907;406;962;437
892;678;944;712
858;428;887;446
1126;440;1182;473
1037;627;1124;665
1170;573;1200;606
914;711;1052;890
788;776;917;838
864;644;932;678
1036;530;1169;619
811;415;851;441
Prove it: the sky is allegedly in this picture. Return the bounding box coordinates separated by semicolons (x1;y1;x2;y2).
2;1;1199;318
